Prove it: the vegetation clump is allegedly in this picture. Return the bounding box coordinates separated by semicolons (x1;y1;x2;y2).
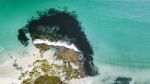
17;8;95;66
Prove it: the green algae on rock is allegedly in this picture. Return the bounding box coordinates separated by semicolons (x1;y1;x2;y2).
18;57;84;84
34;75;63;84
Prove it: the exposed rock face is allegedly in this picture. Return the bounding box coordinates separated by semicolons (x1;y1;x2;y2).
17;8;98;83
19;58;83;84
34;43;86;79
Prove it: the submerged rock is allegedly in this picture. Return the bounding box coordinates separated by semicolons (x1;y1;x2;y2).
113;77;132;84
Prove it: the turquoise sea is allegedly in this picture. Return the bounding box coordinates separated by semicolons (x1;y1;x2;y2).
2;0;150;83
1;0;150;68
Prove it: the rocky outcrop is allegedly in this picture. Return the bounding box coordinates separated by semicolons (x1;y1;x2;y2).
17;8;98;83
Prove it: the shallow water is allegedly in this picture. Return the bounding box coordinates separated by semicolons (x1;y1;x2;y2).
1;0;150;83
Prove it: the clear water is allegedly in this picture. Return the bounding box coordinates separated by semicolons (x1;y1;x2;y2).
1;0;150;69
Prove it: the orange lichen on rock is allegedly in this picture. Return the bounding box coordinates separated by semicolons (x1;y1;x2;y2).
35;44;49;57
55;48;81;63
35;44;49;52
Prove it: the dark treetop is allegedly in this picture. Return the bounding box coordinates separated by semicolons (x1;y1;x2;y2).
18;8;94;61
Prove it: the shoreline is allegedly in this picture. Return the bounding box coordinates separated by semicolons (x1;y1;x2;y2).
1;55;150;84
0;45;150;84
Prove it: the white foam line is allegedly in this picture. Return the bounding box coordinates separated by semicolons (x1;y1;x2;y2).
33;39;80;52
